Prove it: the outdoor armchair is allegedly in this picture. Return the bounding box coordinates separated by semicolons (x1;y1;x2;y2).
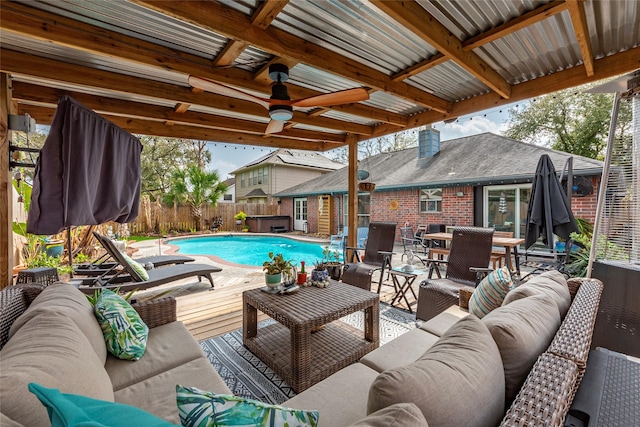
416;226;494;321
342;222;397;293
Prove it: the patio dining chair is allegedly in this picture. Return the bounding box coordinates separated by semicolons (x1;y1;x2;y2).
341;222;397;293
416;226;494;321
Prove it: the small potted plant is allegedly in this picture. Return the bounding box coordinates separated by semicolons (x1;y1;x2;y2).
262;252;293;288
234;211;247;225
297;261;307;285
242;225;250;232
311;259;330;287
321;246;343;280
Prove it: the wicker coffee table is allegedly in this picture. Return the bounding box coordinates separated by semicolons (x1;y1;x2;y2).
242;281;380;392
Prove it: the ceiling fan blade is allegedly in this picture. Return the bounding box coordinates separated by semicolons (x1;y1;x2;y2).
291;88;369;108
265;119;285;135
188;75;270;109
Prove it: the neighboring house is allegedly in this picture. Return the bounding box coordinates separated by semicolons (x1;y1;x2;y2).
276;130;603;238
219;177;235;203
232;149;344;219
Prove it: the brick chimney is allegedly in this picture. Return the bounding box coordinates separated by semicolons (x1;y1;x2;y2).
418;126;440;158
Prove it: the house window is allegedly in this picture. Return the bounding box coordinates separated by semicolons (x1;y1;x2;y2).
420;189;442;212
240;173;245;188
343;194;371;228
223;194;232;201
248;167;268;186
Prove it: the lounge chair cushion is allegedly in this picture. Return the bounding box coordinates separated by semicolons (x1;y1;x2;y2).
503;270;571;318
122;252;150;281
468;266;513;318
348;403;429;427
482;294;561;405
418;305;468;337
94;289;149;360
8;283;107;362
176;385;319;427
0;311;114;427
28;383;177;427
368;316;504;427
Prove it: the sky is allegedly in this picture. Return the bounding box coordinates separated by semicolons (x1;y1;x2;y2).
207;102;516;179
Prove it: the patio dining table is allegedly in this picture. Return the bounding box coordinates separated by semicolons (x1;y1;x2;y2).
421;232;525;276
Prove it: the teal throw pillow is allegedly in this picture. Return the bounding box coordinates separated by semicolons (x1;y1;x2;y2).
176;385;319;427
121;253;149;281
468;266;513;318
28;382;179;427
94;289;149;360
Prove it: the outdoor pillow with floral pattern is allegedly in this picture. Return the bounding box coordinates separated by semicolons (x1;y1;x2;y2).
176;385;319;427
94;289;149;360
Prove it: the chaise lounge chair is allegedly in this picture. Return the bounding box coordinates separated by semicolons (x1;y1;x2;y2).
74;232;194;276
76;232;221;294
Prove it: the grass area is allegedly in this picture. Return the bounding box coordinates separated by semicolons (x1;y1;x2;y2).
128;235;160;242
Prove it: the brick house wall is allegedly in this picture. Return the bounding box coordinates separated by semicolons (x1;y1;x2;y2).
279;177;599;238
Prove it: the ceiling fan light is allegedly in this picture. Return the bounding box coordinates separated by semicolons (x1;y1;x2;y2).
269;105;293;121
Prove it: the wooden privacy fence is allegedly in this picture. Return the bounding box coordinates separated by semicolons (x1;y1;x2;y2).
128;200;279;234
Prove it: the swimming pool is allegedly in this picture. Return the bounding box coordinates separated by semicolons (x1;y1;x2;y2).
169;235;333;267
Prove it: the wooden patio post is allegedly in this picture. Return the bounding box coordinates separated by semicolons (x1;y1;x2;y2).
0;73;15;288
347;134;358;261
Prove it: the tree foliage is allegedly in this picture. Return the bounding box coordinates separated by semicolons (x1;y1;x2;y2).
164;166;227;231
138;136;212;201
504;83;632;159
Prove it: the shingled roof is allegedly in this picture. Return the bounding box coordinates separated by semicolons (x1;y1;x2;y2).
275;133;603;197
231;148;344;174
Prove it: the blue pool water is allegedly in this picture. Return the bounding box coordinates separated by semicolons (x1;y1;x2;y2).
170;235;331;267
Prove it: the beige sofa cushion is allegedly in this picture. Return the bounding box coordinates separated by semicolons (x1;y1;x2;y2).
368;316;505;427
284;362;379;427
349;403;429;427
418;305;467;336
114;357;230;424
483;293;561;405
360;328;439;373
106;320;205;390
0;310;114;427
503;270;571;318
8;283;107;362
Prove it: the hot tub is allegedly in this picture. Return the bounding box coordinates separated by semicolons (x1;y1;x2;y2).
245;215;290;233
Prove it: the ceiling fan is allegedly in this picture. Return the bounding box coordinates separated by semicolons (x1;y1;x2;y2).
188;64;370;134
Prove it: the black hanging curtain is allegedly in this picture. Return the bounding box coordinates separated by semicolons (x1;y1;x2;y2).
27;95;142;235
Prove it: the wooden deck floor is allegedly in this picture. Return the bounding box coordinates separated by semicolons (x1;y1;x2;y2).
136;272;420;342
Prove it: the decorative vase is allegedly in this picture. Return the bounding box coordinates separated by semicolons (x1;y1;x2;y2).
311;269;329;282
297;272;307;285
265;273;282;288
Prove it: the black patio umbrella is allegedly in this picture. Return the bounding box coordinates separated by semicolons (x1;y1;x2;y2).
525;154;579;250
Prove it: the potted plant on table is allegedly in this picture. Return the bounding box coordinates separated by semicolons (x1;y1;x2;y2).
262;252;293;288
311;259;330;288
297;261;308;285
321;246;343;280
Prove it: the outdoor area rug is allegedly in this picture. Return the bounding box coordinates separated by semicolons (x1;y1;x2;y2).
199;303;417;404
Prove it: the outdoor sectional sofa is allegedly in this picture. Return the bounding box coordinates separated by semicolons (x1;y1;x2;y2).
283;271;604;426
0;271;602;426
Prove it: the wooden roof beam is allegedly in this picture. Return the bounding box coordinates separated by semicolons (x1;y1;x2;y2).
0;3;399;126
371;0;511;99
19;104;340;151
134;1;452;113
566;0;595;77
1;49;372;136
367;45;640;138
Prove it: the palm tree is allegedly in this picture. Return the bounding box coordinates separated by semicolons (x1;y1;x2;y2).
164;166;227;231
